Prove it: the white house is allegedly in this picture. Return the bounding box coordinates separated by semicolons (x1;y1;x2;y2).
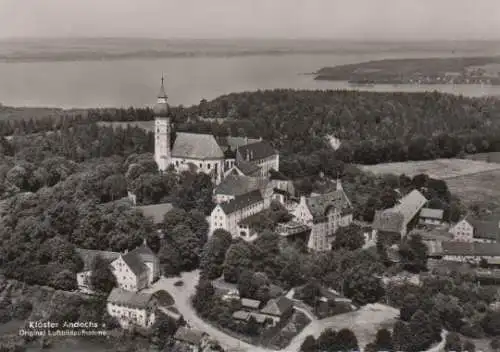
449;217;500;243
292;181;353;251
106;288;157;329
210;190;265;239
419;208;444;226
110;241;162;292
372;189;427;243
152;77;278;185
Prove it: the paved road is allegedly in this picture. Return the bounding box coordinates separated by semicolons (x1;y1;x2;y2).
143;271;270;352
144;271;400;352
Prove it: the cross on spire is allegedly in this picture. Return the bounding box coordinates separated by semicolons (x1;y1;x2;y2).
161;74;165;87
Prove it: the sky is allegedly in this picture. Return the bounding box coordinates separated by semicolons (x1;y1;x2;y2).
1;0;500;41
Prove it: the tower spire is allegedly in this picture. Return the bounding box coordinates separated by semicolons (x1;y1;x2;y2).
158;74;167;99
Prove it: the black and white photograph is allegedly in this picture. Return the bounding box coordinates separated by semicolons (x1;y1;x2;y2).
1;1;500;351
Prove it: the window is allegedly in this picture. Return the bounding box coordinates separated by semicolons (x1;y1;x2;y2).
208;163;211;169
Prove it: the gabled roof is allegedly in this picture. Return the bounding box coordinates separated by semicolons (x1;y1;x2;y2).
214;175;269;196
468;218;500;241
237;140;277;162
136;203;173;225
305;190;352;222
174;327;205;345
129;241;157;263
171;133;224;160
219;190;263;215
373;190;427;232
392;190;427;224
216;136;260;151
420;208;444;220
234;160;262;176
260;296;293;317
372;210;405;233
440;241;500;257
121;251;149;277
241;298;261;309
76;248;120;271
269;169;289;181
107;288;153;309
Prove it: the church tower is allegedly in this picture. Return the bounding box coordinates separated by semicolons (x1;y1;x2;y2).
154;75;171;172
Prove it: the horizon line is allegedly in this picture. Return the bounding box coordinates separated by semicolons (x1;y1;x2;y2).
1;36;500;43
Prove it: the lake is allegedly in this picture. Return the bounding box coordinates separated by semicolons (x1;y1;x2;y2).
2;51;500;109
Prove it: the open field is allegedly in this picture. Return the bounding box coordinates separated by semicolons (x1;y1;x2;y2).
359;158;500;180
464;151;500;164
446;169;500;208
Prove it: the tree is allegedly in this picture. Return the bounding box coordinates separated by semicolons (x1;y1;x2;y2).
332;224;365;251
334;328;359;351
300;335;317;352
373;328;393;352
342;267;385;305
151;312;179;348
399;234;428;273
409;310;439;352
223;241;254;283
317;329;337;351
481;310;500;336
199;229;233;280
238;269;257;298
168;224;203;271
463;340;475;352
445;332;462;352
89;255;117;294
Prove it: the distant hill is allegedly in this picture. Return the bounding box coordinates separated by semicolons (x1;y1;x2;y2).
1;37;500;62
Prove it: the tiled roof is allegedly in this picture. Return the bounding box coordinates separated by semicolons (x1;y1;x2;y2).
174;327;205;345
241;298;261;309
217;136;260;151
220;190;263;215
269;169;289;181
420;208;444;220
440;241;500;257
136;203;173;225
214;175;269;196
232;310;251;321
260;296;293;317
468;218;500;241
107;288;153;309
75;248;120;271
372;210;405;233
305;190;352;222
392;190;427;224
129;242;157;263
171;132;224;160
237;140;277;162
234;160;262;176
373;190;427;232
121;251;149;277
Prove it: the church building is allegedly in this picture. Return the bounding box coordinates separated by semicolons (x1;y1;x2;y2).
153;77;279;185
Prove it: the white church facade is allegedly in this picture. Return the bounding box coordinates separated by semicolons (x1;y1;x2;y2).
153;77;279;184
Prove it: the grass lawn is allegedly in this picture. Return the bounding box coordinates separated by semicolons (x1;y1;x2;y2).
359;158;500;180
446;169;500;209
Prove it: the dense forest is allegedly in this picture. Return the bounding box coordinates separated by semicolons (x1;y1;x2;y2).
2;90;500;172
